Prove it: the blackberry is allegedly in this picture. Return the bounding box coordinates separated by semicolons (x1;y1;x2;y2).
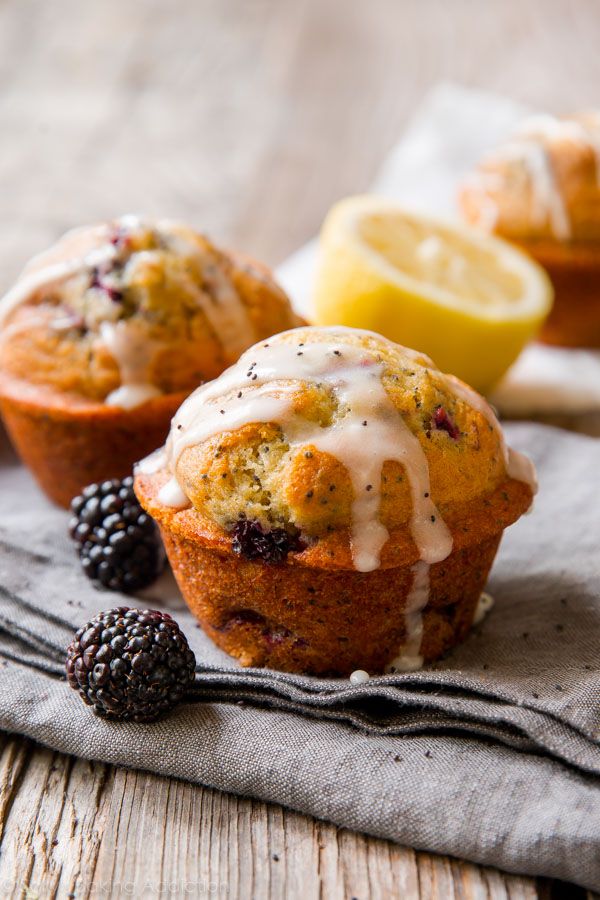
66;607;196;721
231;518;304;563
69;476;164;593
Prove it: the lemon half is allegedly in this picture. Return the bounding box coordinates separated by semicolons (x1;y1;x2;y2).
313;196;553;393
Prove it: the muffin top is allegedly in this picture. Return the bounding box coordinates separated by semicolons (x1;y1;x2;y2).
136;326;535;572
459;112;600;244
0;215;299;407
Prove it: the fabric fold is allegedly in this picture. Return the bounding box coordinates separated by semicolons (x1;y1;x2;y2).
0;415;598;888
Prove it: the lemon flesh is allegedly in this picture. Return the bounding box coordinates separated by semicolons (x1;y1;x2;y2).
313;196;553;394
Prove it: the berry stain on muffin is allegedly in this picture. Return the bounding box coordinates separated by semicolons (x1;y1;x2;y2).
433;406;461;440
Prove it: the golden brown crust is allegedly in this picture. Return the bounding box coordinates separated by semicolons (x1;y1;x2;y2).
136;448;525;673
135;468;530;572
0;374;186;508
155;515;501;675
229;251;304;337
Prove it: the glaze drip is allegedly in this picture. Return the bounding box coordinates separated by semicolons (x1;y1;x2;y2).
473;591;495;625
136;447;168;475
99;320;162;409
190;260;256;360
444;374;538;495
162;332;454;572
518;113;600;187
385;560;430;672
489;137;570;240
158;476;191;509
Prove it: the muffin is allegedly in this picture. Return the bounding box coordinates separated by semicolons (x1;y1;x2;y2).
459;111;600;347
135;325;535;676
0;215;300;506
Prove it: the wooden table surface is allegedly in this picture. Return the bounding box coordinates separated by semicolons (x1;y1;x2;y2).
0;1;598;897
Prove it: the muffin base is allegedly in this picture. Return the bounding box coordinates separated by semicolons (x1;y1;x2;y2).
0;376;186;507
519;240;600;347
159;524;502;675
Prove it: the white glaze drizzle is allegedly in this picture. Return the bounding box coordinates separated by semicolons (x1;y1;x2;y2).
153;221;256;360
496;137;570;240
349;669;370;685
0;244;116;327
158;476;191;509
0;314;50;343
163;332;453;572
519;113;600;186
187;259;256;360
473;591;495;626
444;374;538;494
22;222;112;273
385;560;430;672
381;371;535;671
49;312;85;331
151;327;535;672
583;112;600;185
99;320;162;409
136;447;168;474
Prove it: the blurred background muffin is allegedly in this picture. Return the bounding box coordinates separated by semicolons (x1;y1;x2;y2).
0;215;300;506
459;112;600;347
135;325;535;675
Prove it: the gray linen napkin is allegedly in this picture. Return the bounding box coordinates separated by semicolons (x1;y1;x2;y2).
0;422;598;890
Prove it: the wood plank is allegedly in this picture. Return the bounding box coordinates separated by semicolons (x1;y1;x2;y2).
0;736;569;899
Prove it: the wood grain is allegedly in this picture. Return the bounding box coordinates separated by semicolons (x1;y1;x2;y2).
0;0;599;897
0;734;570;900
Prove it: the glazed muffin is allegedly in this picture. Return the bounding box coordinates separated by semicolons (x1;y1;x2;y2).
459;111;600;347
0;215;300;506
135;325;535;676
